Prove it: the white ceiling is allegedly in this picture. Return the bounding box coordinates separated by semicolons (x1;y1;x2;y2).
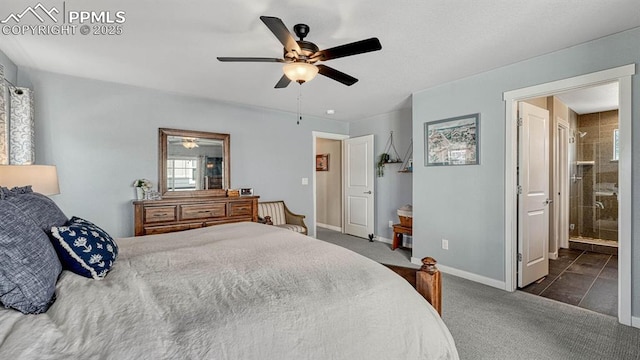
556;82;619;115
1;0;639;121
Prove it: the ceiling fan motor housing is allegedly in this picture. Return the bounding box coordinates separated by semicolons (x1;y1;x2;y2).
285;40;319;62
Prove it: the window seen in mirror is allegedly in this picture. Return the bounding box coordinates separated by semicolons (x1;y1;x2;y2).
167;159;198;191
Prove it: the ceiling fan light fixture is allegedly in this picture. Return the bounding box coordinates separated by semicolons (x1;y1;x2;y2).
182;138;199;149
283;62;318;83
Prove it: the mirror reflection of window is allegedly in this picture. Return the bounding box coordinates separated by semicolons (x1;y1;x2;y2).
167;158;198;191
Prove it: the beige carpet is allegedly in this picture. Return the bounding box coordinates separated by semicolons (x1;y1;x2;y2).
316;227;640;360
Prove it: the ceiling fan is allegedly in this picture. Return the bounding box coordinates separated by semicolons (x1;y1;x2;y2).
217;16;382;88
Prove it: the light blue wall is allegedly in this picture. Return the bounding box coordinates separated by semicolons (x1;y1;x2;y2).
18;68;348;238
350;108;413;240
412;27;640;315
0;50;17;83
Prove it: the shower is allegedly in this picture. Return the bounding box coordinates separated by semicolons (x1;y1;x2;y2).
569;110;619;251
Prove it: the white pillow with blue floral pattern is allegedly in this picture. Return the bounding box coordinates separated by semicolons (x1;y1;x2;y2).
50;217;118;279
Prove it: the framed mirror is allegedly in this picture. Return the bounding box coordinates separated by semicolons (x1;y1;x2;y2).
159;128;230;198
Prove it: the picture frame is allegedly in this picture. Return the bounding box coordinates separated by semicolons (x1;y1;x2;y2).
424;113;479;166
240;188;253;196
316;154;329;171
144;190;162;201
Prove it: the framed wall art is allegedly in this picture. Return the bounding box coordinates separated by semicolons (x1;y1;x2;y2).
424;113;479;166
316;154;329;171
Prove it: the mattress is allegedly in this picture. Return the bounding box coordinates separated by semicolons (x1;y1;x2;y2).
0;222;458;359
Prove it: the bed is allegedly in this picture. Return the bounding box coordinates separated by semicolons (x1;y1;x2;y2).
0;221;458;359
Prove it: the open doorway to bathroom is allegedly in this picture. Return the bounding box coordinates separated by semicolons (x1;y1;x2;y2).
519;83;619;317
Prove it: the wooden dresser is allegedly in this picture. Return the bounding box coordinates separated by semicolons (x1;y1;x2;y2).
133;196;259;236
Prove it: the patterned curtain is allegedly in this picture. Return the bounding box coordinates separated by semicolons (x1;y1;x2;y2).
9;87;35;165
0;64;7;165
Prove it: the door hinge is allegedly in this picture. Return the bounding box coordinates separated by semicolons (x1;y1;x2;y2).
517;118;523;126
517;185;522;195
518;253;522;262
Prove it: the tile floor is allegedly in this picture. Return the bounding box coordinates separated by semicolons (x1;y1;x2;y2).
520;248;618;317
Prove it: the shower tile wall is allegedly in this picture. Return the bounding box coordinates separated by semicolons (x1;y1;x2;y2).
570;110;618;241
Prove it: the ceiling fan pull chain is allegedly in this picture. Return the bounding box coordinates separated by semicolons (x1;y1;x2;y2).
297;85;302;125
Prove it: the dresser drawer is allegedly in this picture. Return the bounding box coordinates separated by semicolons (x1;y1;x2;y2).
144;206;177;223
181;203;226;220
144;222;202;235
228;201;253;217
133;196;259;236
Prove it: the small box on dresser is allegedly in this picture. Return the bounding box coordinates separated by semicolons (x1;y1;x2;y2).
133;196;259;236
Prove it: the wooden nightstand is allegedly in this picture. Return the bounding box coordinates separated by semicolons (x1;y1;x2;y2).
392;223;412;250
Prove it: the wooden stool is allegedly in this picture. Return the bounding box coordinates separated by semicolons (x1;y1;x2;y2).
392;224;412;250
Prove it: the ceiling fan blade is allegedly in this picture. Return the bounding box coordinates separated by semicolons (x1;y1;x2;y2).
274;74;292;88
260;16;302;54
317;65;358;86
312;38;382;61
217;57;284;63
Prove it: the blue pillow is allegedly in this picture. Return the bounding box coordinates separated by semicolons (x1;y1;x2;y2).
4;190;68;232
50;217;118;279
0;201;62;314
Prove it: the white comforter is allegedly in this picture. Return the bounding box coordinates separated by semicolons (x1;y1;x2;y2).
0;222;458;359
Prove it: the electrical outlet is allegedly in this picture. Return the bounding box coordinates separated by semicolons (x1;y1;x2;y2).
442;239;449;250
388;220;394;228
570;223;575;230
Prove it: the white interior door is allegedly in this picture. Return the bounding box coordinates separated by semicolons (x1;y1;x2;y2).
518;102;550;288
344;135;374;239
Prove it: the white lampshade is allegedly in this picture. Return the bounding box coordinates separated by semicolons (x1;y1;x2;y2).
283;62;319;83
0;165;60;195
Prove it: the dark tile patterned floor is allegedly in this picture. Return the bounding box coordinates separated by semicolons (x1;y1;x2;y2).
520;248;618;317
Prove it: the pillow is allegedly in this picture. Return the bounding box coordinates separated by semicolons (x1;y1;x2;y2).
0;185;32;199
0;201;62;314
5;190;68;232
50;217;118;279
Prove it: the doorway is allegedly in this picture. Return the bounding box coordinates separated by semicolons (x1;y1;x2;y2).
315;137;343;232
313;132;349;237
517;90;619;317
312;132;375;240
503;64;634;325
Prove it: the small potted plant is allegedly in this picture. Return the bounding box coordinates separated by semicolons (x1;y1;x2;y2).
133;179;153;200
377;153;390;177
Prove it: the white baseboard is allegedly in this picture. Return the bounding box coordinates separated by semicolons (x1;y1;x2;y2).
632;316;640;329
316;223;342;232
549;251;558;260
377;236;392;244
411;257;507;290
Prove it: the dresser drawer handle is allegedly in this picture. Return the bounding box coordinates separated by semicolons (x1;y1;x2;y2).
153;213;168;217
197;210;211;214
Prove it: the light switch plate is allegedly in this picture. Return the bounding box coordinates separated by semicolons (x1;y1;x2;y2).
301;178;309;185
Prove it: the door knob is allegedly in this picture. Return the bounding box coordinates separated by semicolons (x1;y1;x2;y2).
363;191;372;194
544;198;553;205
